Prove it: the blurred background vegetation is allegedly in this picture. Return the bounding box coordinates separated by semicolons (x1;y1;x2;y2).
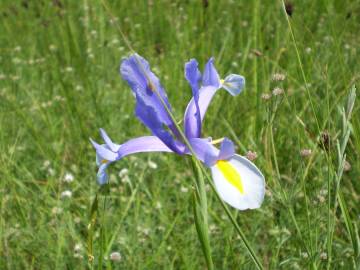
0;0;359;269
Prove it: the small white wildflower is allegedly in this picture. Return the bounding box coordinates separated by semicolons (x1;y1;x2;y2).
43;160;51;168
261;93;271;100
301;252;308;259
148;160;158;169
272;73;286;81
231;61;238;67
110;251;121;262
142;228;150;236
246;151;257;161
118;168;129;178
180;186;189;193
63;172;74;183
65;66;73;73
305;47;312;54
74;243;82;252
61;190;72;198
317;195;326;204
74;217;81;224
320;252;327;260
300;149;312;157
272;87;284;96
75;85;83;91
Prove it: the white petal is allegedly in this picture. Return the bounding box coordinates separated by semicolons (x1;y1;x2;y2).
211;154;265;210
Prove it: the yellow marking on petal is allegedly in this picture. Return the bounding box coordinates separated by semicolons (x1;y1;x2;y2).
101;159;109;164
220;79;225;84
216;160;244;194
211;137;224;145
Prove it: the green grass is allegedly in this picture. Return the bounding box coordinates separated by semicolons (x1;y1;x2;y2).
0;0;359;269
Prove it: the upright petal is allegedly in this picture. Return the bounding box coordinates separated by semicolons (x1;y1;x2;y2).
100;128;121;152
184;85;218;138
202;57;220;88
90;139;118;162
211;155;265;210
184;59;202;138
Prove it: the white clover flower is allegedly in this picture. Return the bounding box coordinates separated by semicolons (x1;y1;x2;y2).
118;168;129;178
74;243;82;252
63;172;74;183
272;87;284;96
61;190;72;198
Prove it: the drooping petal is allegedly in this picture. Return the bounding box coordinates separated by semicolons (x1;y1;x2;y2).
93;136;176;185
135;97;186;154
97;162;111;185
210;155;265;210
120;54;185;153
120;54;173;126
99;128;120;152
184;59;202;138
117;136;174;158
202;57;220;88
221;74;245;96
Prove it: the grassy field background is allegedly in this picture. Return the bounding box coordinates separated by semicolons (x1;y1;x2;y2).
1;0;359;269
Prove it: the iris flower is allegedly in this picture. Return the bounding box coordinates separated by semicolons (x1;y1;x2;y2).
91;54;265;210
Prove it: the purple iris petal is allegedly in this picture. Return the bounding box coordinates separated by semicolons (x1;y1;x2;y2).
135;97;186;154
117;136;175;158
184;59;202;138
184;85;218;138
120;54;173;126
120;54;184;153
188;138;219;167
92;135;177;185
202;57;220;88
218;138;235;160
97;162;111;185
100;128;120;152
90;139;118;161
222;74;245;96
188;137;236;167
